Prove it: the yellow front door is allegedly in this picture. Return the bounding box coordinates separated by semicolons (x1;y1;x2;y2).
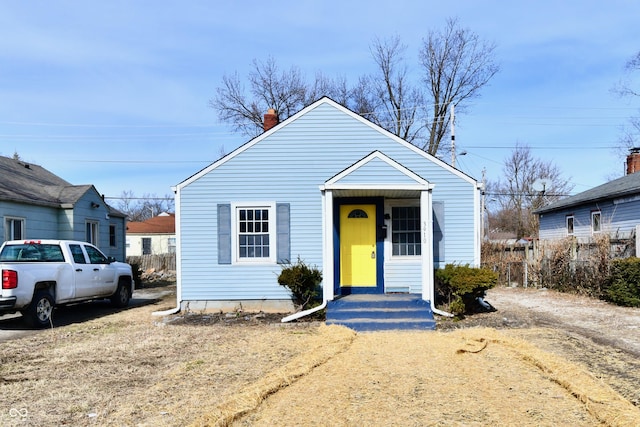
340;204;376;287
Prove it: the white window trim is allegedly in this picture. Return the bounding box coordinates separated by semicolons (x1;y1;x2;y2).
591;211;602;234
566;215;574;236
385;199;422;261
86;220;99;245
4;216;25;241
231;202;276;264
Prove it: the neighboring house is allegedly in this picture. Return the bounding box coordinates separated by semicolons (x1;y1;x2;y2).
172;97;482;313
0;155;127;261
126;213;176;256
536;149;640;243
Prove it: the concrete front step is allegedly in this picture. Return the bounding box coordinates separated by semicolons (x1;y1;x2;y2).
326;294;436;332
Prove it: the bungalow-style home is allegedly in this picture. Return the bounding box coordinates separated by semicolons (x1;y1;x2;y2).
170;97;482;314
126;212;176;256
0;155;127;261
536;148;640;244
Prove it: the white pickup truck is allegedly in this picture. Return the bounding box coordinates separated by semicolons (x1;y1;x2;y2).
0;240;134;327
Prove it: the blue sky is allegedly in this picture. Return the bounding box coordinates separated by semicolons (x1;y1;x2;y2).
2;1;640;204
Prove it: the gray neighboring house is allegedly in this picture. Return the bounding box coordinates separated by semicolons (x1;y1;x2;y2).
536;149;640;243
0;155;127;261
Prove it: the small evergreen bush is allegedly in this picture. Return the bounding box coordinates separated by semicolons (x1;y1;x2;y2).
435;263;498;316
277;257;323;309
603;257;640;307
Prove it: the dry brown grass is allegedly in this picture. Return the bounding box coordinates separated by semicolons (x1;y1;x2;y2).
235;328;640;427
1;295;639;426
0;300;328;426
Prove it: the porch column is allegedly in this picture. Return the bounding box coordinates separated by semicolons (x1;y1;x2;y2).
321;189;334;302
420;189;434;302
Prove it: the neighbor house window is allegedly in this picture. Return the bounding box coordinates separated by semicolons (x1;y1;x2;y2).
591;211;601;233
142;238;152;255
234;204;275;262
566;215;574;235
392;206;421;256
109;225;117;247
168;237;176;253
5;217;24;241
85;221;99;244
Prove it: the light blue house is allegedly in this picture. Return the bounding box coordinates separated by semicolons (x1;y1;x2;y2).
171;98;481;315
536;153;640;244
0;155;127;261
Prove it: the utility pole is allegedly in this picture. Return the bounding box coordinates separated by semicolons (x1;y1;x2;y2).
450;104;456;168
480;167;486;241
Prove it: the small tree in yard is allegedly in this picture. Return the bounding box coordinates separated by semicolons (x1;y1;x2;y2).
436;264;498;316
604;257;640;307
277;257;323;310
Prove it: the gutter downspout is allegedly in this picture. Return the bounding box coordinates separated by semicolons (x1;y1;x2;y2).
281;300;327;323
431;300;454;318
152;304;181;317
153;185;182;317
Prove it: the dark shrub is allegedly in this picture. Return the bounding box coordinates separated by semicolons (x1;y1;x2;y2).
277;257;323;309
436;263;498;316
603;257;640;307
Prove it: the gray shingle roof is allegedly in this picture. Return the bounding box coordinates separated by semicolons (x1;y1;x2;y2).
535;172;640;214
0;156;124;217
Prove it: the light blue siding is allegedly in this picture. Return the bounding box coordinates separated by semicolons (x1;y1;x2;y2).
539;197;640;241
336;157;421;185
178;101;478;301
0;193;126;261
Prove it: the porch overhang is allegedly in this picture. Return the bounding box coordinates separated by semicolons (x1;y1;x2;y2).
319;151;436;305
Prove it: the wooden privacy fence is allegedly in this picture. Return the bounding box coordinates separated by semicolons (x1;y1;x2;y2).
126;254;176;271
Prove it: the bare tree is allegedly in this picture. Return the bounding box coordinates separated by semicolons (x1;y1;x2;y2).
487;144;573;239
419;18;500;155
367;35;425;144
211;19;498;158
211;57;312;138
613;52;640;157
115;191;175;221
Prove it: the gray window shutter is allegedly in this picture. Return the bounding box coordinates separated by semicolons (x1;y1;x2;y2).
218;204;231;264
276;203;290;264
433;201;444;264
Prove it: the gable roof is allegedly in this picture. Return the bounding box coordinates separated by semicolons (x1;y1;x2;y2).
127;213;176;234
177;97;479;190
535;172;640;214
323;151;434;198
0;155;124;217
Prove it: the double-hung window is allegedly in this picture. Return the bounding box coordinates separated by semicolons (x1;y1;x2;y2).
391;206;421;256
5;217;24;241
234;204;275;263
591;211;601;233
566;215;574;236
86;221;99;244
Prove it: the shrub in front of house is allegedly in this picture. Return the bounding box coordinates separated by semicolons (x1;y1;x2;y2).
277;257;323;310
436;263;498;316
603;257;640;307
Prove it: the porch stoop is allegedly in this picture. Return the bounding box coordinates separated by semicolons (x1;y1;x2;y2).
325;294;436;332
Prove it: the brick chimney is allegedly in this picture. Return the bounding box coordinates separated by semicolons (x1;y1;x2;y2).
263;108;278;132
626;147;640;175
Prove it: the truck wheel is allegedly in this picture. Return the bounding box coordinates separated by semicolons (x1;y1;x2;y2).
23;291;54;328
110;280;130;308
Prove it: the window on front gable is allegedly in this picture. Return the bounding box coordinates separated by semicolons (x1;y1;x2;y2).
235;204;276;262
391;206;421;256
591;211;601;233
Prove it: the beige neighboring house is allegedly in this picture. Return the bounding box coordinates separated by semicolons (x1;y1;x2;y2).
126;213;176;256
